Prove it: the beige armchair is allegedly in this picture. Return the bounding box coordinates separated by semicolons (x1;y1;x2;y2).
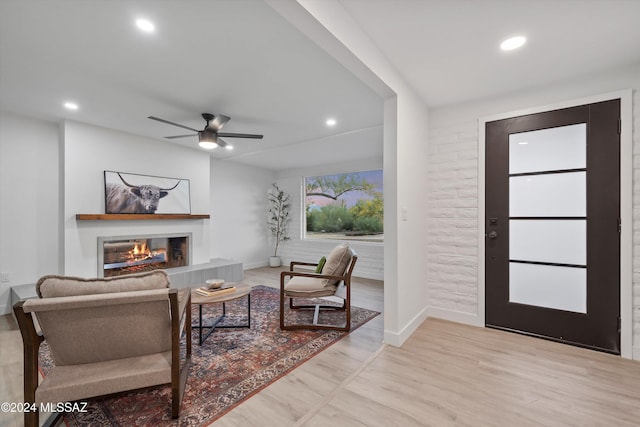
12;270;191;427
280;243;357;331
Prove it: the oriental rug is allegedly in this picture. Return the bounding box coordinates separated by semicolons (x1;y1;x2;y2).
39;285;379;426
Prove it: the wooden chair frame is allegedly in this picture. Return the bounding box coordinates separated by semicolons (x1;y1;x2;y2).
13;288;192;427
280;249;357;332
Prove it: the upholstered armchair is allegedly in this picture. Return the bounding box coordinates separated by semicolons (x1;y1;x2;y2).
280;243;357;331
12;270;192;427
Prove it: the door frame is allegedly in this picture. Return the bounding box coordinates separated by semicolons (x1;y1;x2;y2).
477;89;633;359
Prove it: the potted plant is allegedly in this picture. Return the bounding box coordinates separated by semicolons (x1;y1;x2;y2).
267;183;291;267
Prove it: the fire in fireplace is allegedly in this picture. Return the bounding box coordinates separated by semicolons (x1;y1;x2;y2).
98;233;190;277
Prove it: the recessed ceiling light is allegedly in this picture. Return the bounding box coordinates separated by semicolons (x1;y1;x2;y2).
64;101;79;110
326;118;337;127
199;141;217;150
225;145;233;150
136;19;155;33
500;36;526;51
518;141;529;145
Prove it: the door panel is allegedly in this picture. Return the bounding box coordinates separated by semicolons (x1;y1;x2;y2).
509;262;586;313
510;219;586;265
509;172;586;217
509;123;586;173
485;100;620;354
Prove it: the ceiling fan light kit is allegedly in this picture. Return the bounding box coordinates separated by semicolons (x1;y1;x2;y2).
198;129;221;149
198;140;217;150
148;113;263;151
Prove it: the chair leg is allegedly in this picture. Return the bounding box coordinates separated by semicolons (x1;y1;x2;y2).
172;357;191;418
290;299;347;311
170;289;191;418
282;298;350;332
280;289;287;330
171;384;179;418
24;411;38;427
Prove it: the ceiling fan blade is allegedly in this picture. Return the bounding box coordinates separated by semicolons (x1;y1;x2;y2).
216;138;228;148
209;114;231;131
217;132;263;139
148;116;199;132
164;134;196;139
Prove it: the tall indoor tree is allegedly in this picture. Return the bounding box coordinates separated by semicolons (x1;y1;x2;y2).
267;183;291;267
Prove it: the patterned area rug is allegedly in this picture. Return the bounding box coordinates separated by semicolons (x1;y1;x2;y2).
39;285;379;426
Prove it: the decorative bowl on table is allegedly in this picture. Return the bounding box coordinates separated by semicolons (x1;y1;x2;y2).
205;279;225;289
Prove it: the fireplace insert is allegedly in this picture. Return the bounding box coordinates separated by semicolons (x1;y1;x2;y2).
98;233;190;277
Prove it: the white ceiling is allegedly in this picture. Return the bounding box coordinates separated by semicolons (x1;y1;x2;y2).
2;1;640;171
340;0;640;107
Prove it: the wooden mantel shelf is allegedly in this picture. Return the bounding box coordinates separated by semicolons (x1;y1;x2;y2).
76;214;210;221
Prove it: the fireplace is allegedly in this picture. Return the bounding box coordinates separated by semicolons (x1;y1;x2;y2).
98;233;191;277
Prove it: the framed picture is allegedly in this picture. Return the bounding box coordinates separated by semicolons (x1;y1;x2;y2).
104;171;191;214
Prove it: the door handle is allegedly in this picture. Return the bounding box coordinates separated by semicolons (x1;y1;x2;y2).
487;231;498;239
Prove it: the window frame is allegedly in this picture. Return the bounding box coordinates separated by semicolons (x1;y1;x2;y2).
303;169;384;244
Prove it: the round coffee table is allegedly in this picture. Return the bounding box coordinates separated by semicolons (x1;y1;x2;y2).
191;283;251;345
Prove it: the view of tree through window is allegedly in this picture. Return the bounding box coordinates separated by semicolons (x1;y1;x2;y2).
305;170;383;242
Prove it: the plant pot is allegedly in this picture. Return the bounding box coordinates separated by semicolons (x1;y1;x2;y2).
269;256;281;267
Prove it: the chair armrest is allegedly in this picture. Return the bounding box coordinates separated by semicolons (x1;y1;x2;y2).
289;261;318;271
176;288;191;341
280;270;349;284
177;288;191;325
168;288;191;418
169;288;192;358
13;301;45;413
13;301;45;348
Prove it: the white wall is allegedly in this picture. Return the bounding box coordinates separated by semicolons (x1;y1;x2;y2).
426;64;640;356
0;111;60;314
63;120;212;277
393;90;430;339
210;158;274;269
275;157;384;280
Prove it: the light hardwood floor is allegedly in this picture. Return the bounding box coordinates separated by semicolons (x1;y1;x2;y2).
2;267;640;426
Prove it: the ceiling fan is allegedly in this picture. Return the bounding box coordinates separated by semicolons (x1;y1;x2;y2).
148;113;263;150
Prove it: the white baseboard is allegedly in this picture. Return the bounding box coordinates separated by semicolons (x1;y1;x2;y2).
1;303;10;316
383;306;429;347
384;306;483;347
633;346;640;361
243;261;269;270
426;306;484;328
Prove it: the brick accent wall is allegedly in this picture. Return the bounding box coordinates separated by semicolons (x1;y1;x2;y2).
426;120;479;315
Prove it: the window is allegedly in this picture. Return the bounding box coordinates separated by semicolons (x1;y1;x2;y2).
305;170;383;242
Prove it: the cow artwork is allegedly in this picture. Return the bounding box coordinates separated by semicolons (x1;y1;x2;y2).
105;172;186;214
